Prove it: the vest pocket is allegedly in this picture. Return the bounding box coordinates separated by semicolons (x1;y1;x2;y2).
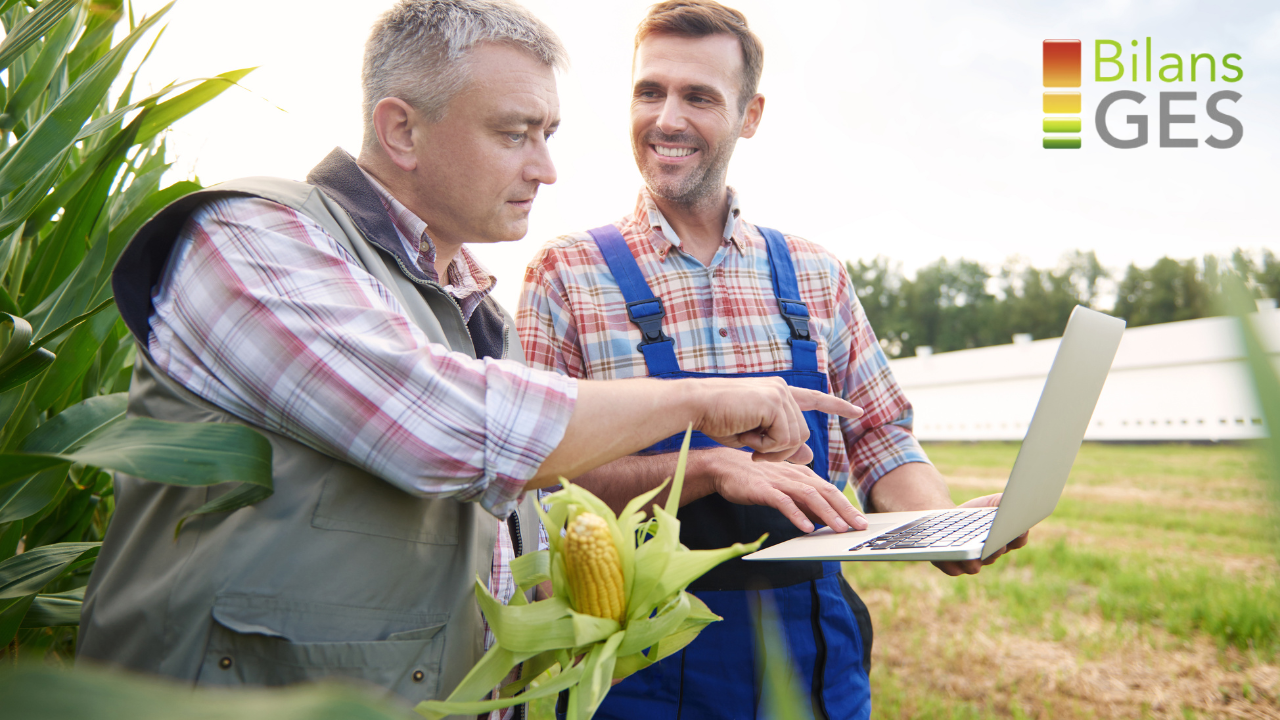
310;463;460;545
196;595;448;702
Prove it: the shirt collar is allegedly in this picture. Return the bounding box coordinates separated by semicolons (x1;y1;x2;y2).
357;166;496;297
636;186;745;260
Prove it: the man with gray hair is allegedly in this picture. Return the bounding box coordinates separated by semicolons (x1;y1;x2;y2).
78;0;862;711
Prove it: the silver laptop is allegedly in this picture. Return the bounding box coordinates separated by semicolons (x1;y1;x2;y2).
744;305;1125;564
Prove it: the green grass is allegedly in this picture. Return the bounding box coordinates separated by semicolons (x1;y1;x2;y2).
858;442;1280;718
929;441;1271;494
857;443;1280;657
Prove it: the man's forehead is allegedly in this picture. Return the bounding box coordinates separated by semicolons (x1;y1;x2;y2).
633;32;744;84
455;42;560;124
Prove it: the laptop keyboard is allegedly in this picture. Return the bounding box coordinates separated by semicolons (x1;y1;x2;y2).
849;508;997;552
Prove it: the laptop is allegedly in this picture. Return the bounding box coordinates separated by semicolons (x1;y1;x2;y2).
744;305;1126;564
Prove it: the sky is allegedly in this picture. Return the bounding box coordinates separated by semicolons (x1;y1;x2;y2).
124;0;1280;311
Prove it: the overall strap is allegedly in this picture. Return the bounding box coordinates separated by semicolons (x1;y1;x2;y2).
587;225;681;376
759;227;819;373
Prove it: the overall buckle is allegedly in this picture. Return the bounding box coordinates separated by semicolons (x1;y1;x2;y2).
626;298;672;347
778;299;812;344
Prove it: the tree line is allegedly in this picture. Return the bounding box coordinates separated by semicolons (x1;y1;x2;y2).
847;249;1280;359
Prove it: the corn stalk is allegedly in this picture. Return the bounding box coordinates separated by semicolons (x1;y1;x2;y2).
417;428;765;720
0;0;267;662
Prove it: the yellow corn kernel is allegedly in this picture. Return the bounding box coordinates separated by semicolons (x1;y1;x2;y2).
564;512;625;623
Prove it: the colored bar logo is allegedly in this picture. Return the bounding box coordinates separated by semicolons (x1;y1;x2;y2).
1043;40;1081;149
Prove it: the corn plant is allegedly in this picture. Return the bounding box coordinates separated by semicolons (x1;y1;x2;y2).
418;428;765;720
1221;276;1280;551
0;0;270;662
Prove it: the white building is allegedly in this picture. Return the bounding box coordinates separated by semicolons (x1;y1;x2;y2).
890;306;1280;442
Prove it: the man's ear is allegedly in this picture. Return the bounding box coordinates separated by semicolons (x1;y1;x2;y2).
738;93;765;139
373;97;420;172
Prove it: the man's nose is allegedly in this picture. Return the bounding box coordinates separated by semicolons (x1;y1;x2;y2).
526;139;557;186
655;96;688;135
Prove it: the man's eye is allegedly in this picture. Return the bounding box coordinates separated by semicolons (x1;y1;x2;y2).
507;132;526;143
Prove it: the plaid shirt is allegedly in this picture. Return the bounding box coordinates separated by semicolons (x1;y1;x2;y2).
147;181;575;662
517;188;928;505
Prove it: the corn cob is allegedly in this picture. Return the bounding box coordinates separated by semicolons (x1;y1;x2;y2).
564;512;626;623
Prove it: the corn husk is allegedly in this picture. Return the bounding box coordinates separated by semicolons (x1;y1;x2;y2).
416;426;765;720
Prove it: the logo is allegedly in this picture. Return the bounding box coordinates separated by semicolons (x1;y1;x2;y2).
1043;40;1082;149
1041;39;1242;149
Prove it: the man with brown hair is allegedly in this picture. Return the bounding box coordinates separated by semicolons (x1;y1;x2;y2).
518;1;1026;717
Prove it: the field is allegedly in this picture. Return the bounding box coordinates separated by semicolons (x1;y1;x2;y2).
860;442;1280;719
527;443;1277;719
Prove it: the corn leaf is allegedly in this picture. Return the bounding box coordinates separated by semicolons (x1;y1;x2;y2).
1221;277;1280;521
417;653;587;719
57;417;272;488
0;347;54;394
570;631;625;720
612;593;720;679
1;665;410;720
0;311;34;369
664;424;692;517
133;67;256;146
0;521;21;562
21;115;139;311
500;649;561;697
510;548;550;590
0;147;69;239
754;592;809;720
174;482;273;538
614;592;691;656
31;302;118;409
22;297;115;365
17;392;126;453
2;2;82;128
633;524;764;611
0;417;272;492
21;585;82;627
0;594;35;647
0;5;167;195
0;540;98;599
0;0;79;72
0;465;64;523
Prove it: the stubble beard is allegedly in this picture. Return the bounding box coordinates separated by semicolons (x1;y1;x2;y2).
635;129;738;212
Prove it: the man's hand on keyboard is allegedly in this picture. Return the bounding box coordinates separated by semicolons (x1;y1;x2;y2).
931;493;1030;577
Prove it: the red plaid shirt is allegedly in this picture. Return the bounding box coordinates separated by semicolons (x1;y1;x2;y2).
517;188;927;504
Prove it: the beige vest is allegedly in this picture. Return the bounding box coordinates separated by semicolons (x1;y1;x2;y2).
79;150;539;713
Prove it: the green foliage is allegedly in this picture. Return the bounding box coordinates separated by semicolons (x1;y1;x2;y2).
851;249;1278;357
418;429;763;720
0;0;264;662
0;665;408;720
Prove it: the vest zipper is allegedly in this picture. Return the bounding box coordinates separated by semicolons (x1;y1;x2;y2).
389;254;478;357
506;511;523;558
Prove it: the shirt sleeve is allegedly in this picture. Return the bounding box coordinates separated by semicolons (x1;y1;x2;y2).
147;196;577;519
515;243;586;377
826;260;931;508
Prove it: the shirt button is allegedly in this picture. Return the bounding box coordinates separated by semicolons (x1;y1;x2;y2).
219;657;232;670
719;328;728;337
412;669;425;683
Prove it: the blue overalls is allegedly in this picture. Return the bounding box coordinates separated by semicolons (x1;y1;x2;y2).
574;224;874;720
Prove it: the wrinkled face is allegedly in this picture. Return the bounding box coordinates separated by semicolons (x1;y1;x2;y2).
631;33;747;207
412;43;559;246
